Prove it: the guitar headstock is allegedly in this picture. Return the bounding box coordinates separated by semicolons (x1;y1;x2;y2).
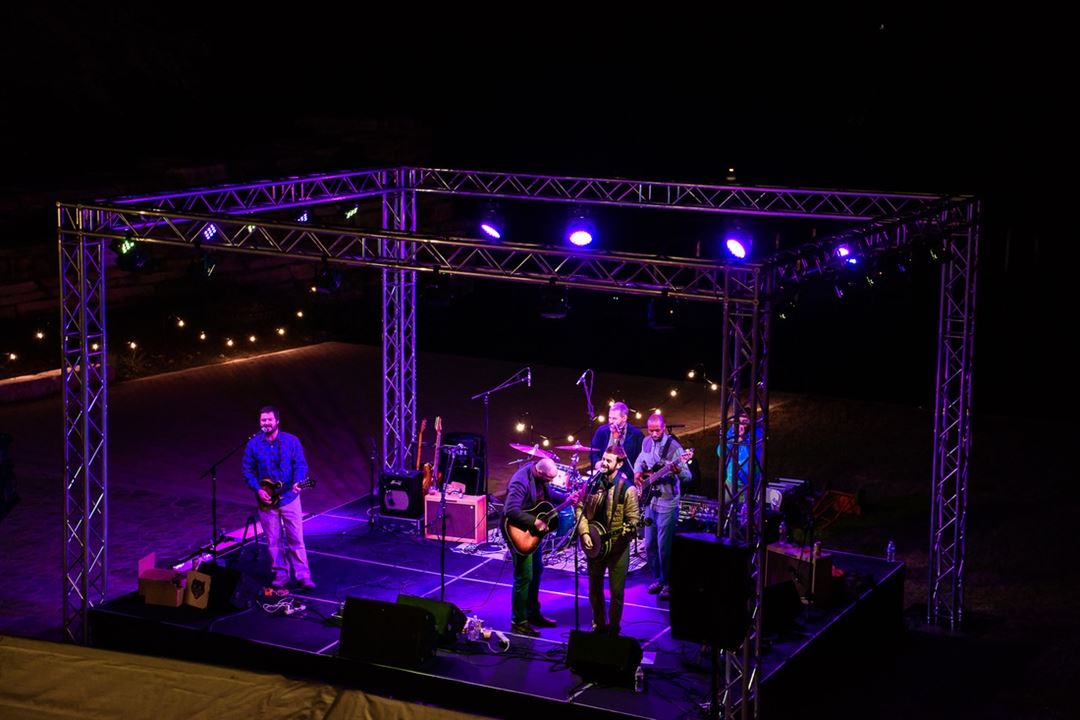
419;418;427;434
434;416;443;436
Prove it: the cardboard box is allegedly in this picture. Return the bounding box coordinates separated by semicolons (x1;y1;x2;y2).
137;553;184;607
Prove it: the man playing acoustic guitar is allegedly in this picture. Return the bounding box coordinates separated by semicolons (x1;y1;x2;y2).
577;446;640;636
242;405;315;591
503;457;562;637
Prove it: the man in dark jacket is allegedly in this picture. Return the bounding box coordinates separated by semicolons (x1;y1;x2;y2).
589;401;643;484
503;457;561;636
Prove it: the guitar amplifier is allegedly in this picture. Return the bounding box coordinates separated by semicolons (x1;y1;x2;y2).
380;469;425;518
765;541;833;607
424;493;487;543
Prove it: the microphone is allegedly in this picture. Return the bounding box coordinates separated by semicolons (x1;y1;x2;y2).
526;368;531;387
575;369;590;386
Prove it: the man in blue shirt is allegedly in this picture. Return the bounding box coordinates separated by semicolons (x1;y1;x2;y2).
242;406;314;590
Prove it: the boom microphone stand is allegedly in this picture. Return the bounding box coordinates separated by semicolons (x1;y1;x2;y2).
198;432;256;560
469;367;530;504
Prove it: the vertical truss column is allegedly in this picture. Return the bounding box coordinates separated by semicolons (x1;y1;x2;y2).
716;268;770;719
928;200;979;630
380;169;419;472
59;206;109;643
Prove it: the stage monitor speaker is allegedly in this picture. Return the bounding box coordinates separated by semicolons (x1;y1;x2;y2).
339;597;437;668
424;493;487;543
669;532;752;650
395;593;466;643
566;630;643;687
380;469;424;518
199;562;257;611
762;580;803;635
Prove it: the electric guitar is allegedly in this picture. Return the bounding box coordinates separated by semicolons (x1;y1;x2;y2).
582;517;652;561
422;416;443;494
638;449;694;506
259;477;315;508
501;486;587;556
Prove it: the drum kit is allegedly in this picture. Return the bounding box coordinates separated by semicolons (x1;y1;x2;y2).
507;441;599;553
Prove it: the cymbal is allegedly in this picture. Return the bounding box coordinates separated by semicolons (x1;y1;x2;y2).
553;442;599;453
508;442;557;460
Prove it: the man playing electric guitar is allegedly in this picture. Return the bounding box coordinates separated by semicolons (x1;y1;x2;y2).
242;405;315;591
576;445;640;636
633;413;692;601
503;457;563;637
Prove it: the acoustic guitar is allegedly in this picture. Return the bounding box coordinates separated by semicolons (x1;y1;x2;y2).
501;486;586;556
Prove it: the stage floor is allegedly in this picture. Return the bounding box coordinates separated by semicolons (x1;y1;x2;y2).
90;495;904;719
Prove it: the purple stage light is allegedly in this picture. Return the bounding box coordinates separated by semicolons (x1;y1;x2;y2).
725;238;748;259
480;222;502;240
835;244;858;265
569;229;594;246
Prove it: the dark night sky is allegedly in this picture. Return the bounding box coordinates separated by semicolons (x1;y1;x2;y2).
1;7;1073;417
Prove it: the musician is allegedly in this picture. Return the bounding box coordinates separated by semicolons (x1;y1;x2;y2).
589;401;643;483
242;406;315;590
503;457;562;637
577;446;640;636
633;413;691;601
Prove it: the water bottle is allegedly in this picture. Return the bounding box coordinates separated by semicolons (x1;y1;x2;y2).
634;664;645;693
886;540;896;562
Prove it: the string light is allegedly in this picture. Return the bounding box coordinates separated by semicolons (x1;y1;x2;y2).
566;435;575;442
635;412;642;420
687;369;696;379
91;343;99;351
710;383;718;391
7;353;16;361
669;389;678;397
596;414;606;423
128;341;137;350
515;422;526;433
248;335;257;343
199;332;207;341
276;328;286;336
296;311;304;318
226;338;234;347
35;331;44;340
541;439;550;447
177;318;185;328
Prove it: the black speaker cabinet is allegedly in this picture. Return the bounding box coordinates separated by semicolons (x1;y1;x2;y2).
762;580;803;635
395;594;466;642
566;630;643;687
340;597;437;668
380;469;424;518
198;562;256;611
669;532;752;651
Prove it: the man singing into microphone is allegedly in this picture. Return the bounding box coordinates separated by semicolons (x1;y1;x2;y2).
589;401;643;484
242;406;315;591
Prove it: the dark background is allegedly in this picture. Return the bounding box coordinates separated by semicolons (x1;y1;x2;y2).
0;7;1073;415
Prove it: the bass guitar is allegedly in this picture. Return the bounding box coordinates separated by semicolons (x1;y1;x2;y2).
422;416;443;494
501;486;587;556
259;477;315;509
638;449;694;506
582;517;652;561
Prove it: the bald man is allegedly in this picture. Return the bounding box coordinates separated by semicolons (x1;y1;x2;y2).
503;457;562;636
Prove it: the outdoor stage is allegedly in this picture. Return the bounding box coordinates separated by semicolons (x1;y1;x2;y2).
89;495;904;719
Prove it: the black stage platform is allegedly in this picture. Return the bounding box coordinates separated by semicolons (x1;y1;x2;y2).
89;497;904;719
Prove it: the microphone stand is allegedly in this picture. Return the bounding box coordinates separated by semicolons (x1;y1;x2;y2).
198;433;255;561
439;449;463;602
469;367;530;503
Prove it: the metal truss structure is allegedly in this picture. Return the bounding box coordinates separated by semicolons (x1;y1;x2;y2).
58;167;978;715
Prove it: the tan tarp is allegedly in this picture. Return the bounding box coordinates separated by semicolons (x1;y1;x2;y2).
0;635;489;720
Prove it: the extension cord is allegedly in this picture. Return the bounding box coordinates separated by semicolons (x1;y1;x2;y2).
284;601;306;616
